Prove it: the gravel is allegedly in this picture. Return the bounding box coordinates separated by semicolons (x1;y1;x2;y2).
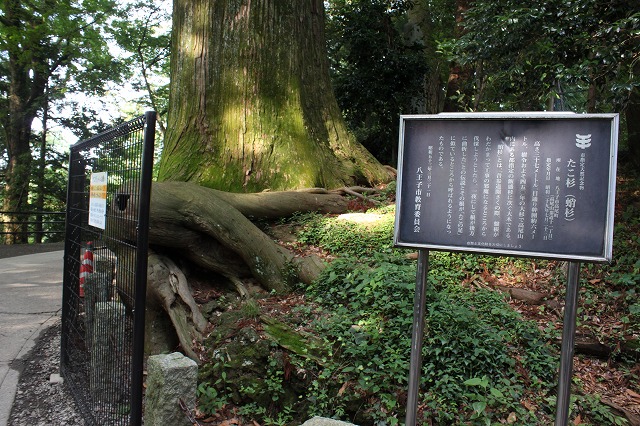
2;243;83;425
8;320;85;425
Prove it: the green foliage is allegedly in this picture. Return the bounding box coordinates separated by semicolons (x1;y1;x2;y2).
198;309;307;423
296;210;397;257
570;394;630;426
277;205;635;424
198;198;636;424
111;0;171;123
463;377;511;422
326;0;428;164
0;0;129;115
446;0;640;112
239;299;261;319
300;255;558;424
578;170;640;358
197;382;228;413
301;256;417;423
0;0;136;229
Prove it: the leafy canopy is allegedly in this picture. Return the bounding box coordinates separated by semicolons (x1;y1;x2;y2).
443;0;640;112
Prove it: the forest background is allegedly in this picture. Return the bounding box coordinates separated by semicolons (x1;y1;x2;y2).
0;0;639;425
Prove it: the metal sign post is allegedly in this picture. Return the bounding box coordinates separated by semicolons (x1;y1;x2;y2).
394;113;619;425
555;261;581;426
405;250;429;426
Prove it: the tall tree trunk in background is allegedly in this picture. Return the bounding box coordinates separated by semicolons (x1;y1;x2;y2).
443;0;473;112
2;58;37;244
406;1;455;114
626;61;640;167
2;136;32;245
158;0;392;192
1;0;47;244
2;56;34;243
35;93;49;244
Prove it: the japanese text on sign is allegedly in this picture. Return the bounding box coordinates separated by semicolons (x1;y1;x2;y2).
88;171;108;229
394;113;618;262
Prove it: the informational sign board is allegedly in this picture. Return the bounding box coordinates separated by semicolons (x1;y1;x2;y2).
88;171;108;229
394;113;619;262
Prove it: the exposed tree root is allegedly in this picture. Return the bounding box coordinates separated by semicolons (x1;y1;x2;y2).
147;251;208;362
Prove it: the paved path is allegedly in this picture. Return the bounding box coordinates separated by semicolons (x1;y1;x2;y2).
0;251;64;426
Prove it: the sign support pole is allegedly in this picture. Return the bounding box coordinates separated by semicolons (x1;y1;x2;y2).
406;249;430;426
555;261;581;426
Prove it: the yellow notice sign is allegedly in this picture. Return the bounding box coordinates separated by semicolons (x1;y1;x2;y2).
88;172;108;229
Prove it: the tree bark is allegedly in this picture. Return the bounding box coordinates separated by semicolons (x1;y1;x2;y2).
1;0;41;243
146;252;208;362
152;182;329;292
159;0;392;192
494;284;560;309
626;60;640;167
1;0;61;243
206;185;350;219
110;181;339;293
443;0;473;112
107;181;344;359
406;3;453;114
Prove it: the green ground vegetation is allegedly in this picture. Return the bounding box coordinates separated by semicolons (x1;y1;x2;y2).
195;165;639;426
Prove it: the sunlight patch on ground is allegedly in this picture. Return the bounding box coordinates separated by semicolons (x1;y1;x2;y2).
336;213;388;227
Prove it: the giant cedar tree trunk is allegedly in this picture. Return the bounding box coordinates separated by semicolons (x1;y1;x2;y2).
158;0;392;192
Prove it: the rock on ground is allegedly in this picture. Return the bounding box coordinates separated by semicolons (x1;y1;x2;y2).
301;417;358;426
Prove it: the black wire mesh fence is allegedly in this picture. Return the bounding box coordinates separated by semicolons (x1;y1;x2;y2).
61;112;156;426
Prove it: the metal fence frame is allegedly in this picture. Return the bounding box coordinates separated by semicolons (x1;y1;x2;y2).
61;112;156;426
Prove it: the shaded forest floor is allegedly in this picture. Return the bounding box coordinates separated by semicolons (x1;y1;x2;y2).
189;163;639;425
499;166;640;423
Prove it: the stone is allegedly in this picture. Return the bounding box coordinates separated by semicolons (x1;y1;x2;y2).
83;254;115;348
300;417;358;426
145;352;197;426
49;373;64;384
144;302;179;356
90;301;126;400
